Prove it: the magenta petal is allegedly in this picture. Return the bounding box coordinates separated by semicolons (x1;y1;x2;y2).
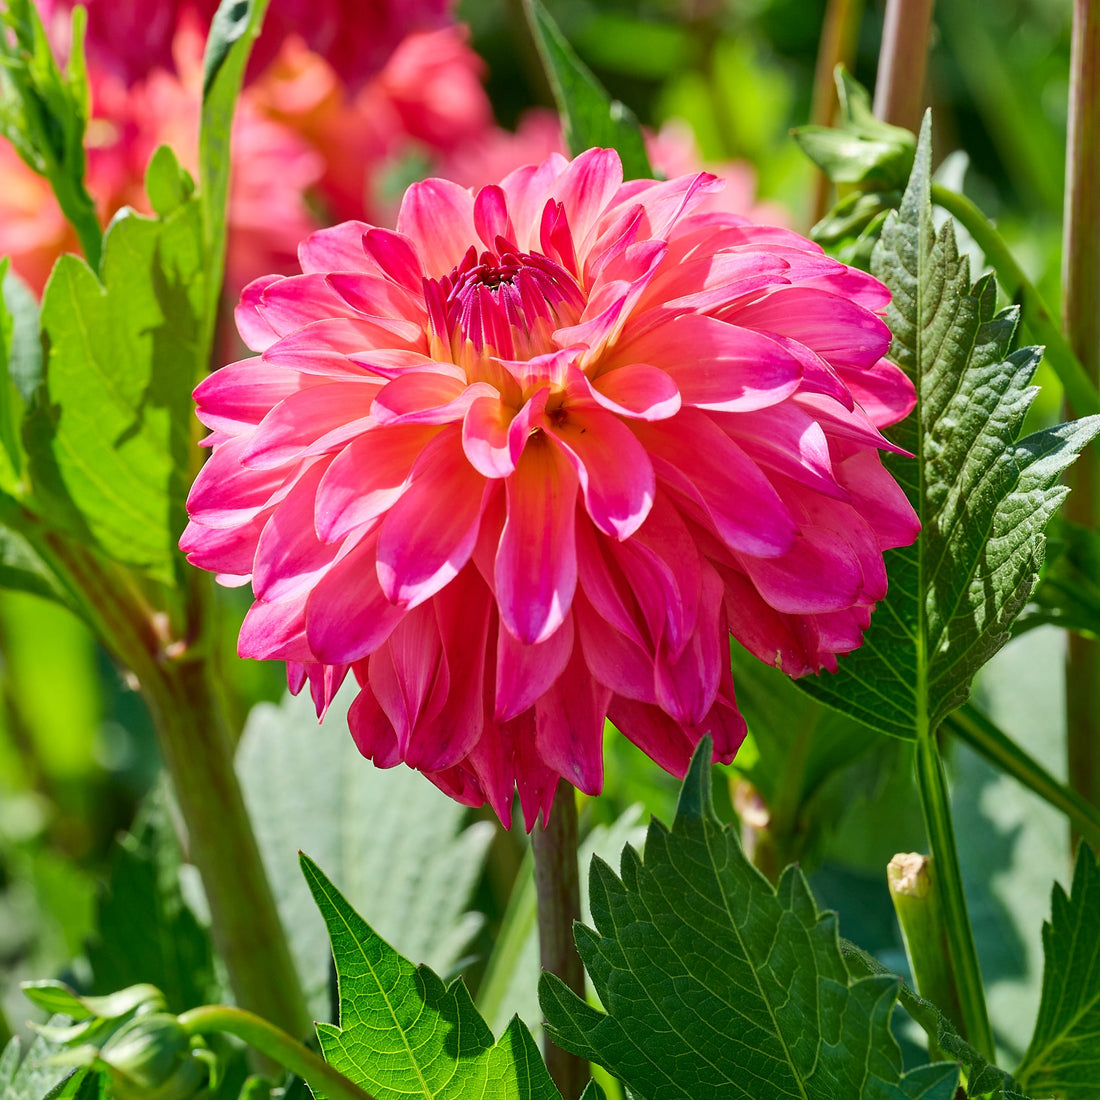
362;228;424;291
396;177;477;275
185;435;292;528
535;640;611;794
368;603;442;751
496;435;579;645
304;531;405;662
194;359;317;435
589;362;681;421
495;613;573;721
179;509;267;578
316;424;437;541
547;405;654;540
298;221;373;273
348;684;403;769
376;429;489;608
236;275;283;351
740;524;863;614
551;147;623;252
239;597;313;662
474;184;515;249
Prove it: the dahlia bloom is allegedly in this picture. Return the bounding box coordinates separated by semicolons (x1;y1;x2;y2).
181;148;919;827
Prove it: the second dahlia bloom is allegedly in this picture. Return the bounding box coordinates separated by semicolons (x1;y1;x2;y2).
181;149;919;827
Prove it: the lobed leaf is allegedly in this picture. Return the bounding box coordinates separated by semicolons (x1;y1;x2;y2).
799;117;1100;739
522;0;652;181
301;854;561;1100
539;741;960;1099
1015;844;1100;1098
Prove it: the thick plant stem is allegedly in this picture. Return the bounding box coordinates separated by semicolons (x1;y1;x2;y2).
34;536;309;1041
180;1006;374;1100
872;0;935;131
930;184;1100;418
1063;0;1100;848
532;780;587;1100
946;704;1100;851
914;734;995;1060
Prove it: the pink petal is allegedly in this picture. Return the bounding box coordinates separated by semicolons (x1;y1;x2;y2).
574;588;656;702
328;271;425;321
495;613;574;721
298;220;373;273
372;373;494;426
179;508;267;577
316;424;439;541
588;362;681;421
462;392;518;477
185;435;294;529
305;531;405;663
239;597;313;662
236;275;283;351
837;450;920;551
839;358;916;428
348;684;403;768
546;404;655;540
396;177;477;275
194;359;320;435
376;429;489;608
551;147;623;255
255;273;360;337
362;228;425;291
495;434;579;645
473;184;515;249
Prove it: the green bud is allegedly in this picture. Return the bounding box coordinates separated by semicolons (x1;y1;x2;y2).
100;1014;213;1100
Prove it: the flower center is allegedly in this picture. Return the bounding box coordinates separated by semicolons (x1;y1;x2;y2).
425;244;585;362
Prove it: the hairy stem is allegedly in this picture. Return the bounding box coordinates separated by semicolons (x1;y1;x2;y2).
1062;0;1100;848
945;704;1100;850
180;1006;374;1100
532;780;587;1100
914;734;995;1060
930;183;1100;418
872;0;935;131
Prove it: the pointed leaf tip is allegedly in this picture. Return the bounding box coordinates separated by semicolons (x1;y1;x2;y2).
673;734;714;824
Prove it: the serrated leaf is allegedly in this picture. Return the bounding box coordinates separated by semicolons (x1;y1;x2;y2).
1014;518;1100;639
300;855;561;1100
85;791;217;1013
522;0;652;181
25;201;203;583
799;117;1100;739
841;941;1030;1099
236;688;494;1020
1015;843;1100;1098
539;741;960;1099
0;1028;87;1100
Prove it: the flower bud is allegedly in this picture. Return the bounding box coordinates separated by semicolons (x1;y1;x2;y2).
99;1013;214;1100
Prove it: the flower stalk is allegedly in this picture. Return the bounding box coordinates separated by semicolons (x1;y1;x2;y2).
179;1005;375;1100
531;779;587;1100
872;0;935;132
1062;0;1100;844
913;734;995;1060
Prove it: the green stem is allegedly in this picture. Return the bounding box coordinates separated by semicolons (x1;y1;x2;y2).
531;780;587;1100
930;183;1100;419
475;851;535;1030
1062;0;1100;845
872;0;935;132
913;733;995;1060
945;704;1100;851
180;1006;374;1100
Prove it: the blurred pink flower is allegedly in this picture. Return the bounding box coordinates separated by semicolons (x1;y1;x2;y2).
37;0;452;88
180;148;918;827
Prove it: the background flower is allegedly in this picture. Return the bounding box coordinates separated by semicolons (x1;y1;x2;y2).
181;148;919;827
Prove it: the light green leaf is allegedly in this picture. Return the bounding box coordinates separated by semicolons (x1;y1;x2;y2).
199;0;271;347
25;200;203;583
85;791;217;1013
236;689;494;1021
0;261;41;493
0;0;100;269
0;1028;87;1100
539;741;960;1099
1015;843;1100;1098
522;0;652;180
799;118;1100;739
145;145;195;219
0;520;73;608
301;855;561;1100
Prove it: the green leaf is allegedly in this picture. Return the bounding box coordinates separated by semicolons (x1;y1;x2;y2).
145;145;196;219
0;261;41;493
0;519;74;608
25;200;203;583
0;1029;87;1100
841;941;1030;1099
236;689;494;1020
0;0;101;269
199;0;271;346
300;854;561;1100
539;741;960;1099
798;118;1100;739
1015;843;1100;1098
793;67;915;188
522;0;652;181
85;790;217;1013
1014;518;1100;640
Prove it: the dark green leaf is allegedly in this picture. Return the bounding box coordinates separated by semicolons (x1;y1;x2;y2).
236;688;493;1020
799;118;1100;739
539;742;960;1099
793;68;915;188
1014;518;1100;639
0;0;101;269
300;855;561;1100
199;0;271;344
841;941;1030;1099
522;0;652;180
1015;843;1100;1098
85;791;217;1013
25;200;203;583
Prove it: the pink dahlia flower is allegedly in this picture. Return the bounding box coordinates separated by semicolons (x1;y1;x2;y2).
181;148;919;828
